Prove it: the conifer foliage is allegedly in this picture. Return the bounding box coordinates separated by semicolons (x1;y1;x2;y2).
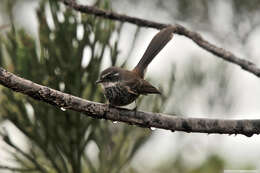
0;0;166;172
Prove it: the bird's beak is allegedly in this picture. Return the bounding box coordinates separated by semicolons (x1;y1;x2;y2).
95;79;102;84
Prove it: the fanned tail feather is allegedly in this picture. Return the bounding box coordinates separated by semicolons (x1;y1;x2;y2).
133;26;175;78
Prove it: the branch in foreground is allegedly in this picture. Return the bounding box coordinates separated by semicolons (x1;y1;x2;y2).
1;67;260;137
61;0;260;78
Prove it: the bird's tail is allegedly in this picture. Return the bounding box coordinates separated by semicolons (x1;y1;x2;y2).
133;26;175;78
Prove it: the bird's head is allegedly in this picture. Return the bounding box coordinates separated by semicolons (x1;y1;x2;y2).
96;67;122;87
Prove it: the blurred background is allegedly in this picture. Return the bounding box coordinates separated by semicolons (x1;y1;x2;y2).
0;0;260;172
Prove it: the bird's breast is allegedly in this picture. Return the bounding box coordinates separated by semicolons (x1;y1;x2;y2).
103;84;139;106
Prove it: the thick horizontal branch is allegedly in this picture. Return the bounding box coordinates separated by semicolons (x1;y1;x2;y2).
1;67;260;137
62;0;260;78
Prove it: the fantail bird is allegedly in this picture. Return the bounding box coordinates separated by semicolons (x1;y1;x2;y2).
96;26;174;106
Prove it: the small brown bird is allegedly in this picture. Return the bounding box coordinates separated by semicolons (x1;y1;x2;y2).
96;26;174;106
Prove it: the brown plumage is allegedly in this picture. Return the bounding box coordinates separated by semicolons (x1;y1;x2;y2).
96;26;174;106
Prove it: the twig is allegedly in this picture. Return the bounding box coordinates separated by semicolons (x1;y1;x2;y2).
1;131;47;173
1;67;260;137
61;0;260;78
0;165;37;172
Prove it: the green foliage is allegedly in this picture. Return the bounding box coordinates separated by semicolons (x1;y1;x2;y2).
0;0;168;172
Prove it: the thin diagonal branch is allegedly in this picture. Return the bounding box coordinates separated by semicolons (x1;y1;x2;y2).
0;165;37;172
61;0;260;78
1;132;47;173
1;67;260;137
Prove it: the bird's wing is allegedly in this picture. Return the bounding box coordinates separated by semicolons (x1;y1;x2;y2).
138;80;161;95
122;78;140;96
123;79;161;95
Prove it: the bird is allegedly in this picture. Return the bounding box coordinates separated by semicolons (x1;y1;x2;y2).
96;26;175;107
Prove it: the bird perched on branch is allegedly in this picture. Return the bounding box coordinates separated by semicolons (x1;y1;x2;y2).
96;26;174;107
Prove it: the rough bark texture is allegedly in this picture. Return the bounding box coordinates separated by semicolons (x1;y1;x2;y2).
61;0;260;78
1;67;260;137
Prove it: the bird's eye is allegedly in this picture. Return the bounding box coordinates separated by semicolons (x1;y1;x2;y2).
107;72;119;78
109;72;119;79
101;72;119;80
101;73;110;79
106;72;119;81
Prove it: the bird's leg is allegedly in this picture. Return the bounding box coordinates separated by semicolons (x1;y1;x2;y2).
107;102;122;110
107;103;117;109
105;100;115;110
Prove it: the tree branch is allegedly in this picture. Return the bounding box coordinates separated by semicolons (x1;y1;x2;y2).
1;131;47;173
1;67;260;137
61;0;260;78
0;165;37;172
